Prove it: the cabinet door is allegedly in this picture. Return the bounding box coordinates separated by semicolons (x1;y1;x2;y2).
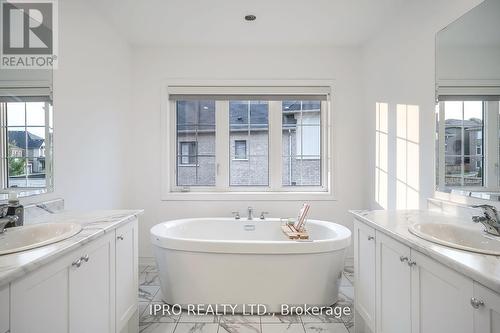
10;255;70;333
115;219;138;331
69;233;115;333
0;285;9;333
354;220;376;331
376;232;411;333
473;283;500;333
410;251;473;333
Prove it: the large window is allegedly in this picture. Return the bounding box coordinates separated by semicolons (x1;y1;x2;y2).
0;99;53;189
167;86;331;196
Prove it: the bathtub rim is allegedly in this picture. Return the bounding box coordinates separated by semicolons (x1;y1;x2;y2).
150;218;351;254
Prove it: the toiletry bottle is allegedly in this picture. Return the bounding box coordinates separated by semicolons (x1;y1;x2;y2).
7;192;23;227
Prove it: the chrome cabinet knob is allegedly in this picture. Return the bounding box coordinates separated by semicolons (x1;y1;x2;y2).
470;297;485;309
117;235;124;240
400;256;409;263
81;254;89;262
367;236;375;241
72;258;82;268
407;260;417;267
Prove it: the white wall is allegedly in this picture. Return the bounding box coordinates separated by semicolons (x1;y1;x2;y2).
364;0;483;210
437;46;500;81
21;0;132;210
127;46;367;260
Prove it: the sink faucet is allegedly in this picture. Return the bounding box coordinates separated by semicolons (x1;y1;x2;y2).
0;204;19;234
247;206;254;220
471;204;500;236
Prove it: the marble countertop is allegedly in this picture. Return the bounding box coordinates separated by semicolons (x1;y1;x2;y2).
0;209;143;289
350;209;500;294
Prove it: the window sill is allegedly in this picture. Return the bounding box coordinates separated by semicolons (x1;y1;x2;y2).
161;190;336;201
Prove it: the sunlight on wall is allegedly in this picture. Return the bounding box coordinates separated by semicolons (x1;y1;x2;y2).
375;102;388;209
396;104;420;209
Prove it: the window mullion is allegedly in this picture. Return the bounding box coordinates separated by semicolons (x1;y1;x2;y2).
44;102;52;189
321;100;329;190
269;101;282;190
216;100;229;189
438;102;446;189
485;101;499;187
0;103;6;189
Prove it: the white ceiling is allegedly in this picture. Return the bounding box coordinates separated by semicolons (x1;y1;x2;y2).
438;0;500;47
91;0;405;47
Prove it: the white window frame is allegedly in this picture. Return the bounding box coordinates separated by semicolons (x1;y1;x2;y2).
161;79;335;201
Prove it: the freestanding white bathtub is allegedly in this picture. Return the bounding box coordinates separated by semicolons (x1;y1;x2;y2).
151;218;351;312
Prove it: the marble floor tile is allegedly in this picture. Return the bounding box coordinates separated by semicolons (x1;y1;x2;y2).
300;315;343;324
261;324;305;333
303;323;348;333
260;315;300;324
339;275;352;288
140;303;180;323
139;322;177;333
178;313;219;323
152;289;166;302
139;285;160;302
343;270;354;285
139;302;150;317
219;322;261;333
174;323;219;333
220;315;261;324
140;269;161;286
139;263;149;273
338;287;354;302
342;320;354;333
144;265;159;273
336;288;354;328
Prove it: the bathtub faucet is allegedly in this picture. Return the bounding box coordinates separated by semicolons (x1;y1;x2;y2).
247;207;254;220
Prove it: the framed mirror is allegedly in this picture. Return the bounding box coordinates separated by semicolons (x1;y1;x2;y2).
0;68;53;199
435;0;500;201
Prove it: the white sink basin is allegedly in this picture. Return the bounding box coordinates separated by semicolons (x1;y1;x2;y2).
0;223;82;255
409;222;500;255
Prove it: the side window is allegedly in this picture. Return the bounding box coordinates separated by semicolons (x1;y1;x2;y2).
1;100;53;189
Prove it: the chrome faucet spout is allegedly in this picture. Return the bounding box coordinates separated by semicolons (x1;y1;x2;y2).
472;204;500;236
0;203;23;234
0;215;17;234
